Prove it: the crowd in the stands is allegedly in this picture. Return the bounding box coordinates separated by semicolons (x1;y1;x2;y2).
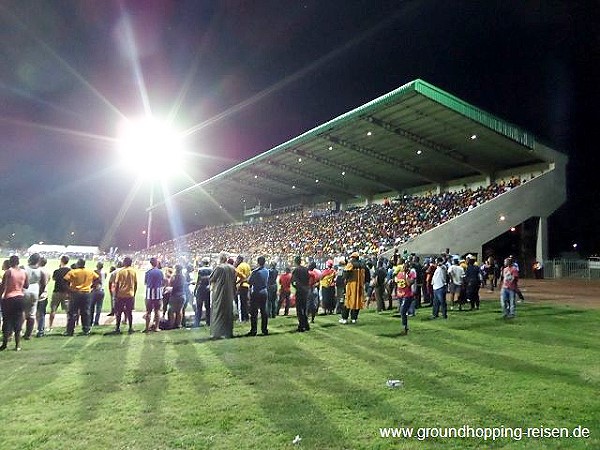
139;178;523;266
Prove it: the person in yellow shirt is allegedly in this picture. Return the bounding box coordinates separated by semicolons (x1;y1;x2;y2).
112;256;138;334
63;259;98;336
235;256;251;322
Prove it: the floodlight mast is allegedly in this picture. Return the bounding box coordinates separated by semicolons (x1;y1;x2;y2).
146;183;154;249
117;116;185;251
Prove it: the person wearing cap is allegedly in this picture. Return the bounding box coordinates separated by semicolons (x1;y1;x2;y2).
144;257;164;332
194;257;212;327
339;252;365;324
319;259;336;315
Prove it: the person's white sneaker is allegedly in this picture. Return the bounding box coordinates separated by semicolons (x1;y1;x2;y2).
351;319;357;324
338;319;347;324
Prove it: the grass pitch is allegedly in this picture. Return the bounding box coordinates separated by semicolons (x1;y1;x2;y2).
0;298;598;449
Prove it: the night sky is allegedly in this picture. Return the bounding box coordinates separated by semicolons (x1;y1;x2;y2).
0;1;597;256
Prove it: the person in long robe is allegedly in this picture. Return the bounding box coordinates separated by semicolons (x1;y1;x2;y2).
339;252;365;324
209;252;236;339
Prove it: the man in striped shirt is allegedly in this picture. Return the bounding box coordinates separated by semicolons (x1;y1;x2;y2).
144;257;164;332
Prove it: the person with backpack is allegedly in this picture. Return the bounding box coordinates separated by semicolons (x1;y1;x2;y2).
395;258;416;335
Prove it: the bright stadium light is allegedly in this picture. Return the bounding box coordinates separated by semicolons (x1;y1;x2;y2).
116;115;186;248
117;116;184;177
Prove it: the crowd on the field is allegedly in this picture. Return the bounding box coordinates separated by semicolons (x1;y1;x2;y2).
0;249;524;351
0;177;527;350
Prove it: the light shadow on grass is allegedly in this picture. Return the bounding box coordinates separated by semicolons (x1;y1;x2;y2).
211;337;357;448
317;326;524;429
0;335;93;404
76;334;130;421
413;325;599;391
134;332;168;425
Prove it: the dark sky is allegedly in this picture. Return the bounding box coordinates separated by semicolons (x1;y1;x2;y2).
0;1;597;256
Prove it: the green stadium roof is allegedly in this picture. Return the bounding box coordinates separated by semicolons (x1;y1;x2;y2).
158;79;560;227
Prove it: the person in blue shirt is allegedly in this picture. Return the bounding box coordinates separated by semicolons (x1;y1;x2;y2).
247;256;269;336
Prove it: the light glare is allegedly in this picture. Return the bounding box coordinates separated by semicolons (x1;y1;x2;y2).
117;117;184;176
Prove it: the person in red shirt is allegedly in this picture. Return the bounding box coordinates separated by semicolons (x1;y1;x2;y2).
501;257;519;318
277;267;292;316
307;262;321;323
395;259;416;335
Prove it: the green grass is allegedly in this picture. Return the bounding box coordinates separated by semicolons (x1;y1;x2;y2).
0;299;598;449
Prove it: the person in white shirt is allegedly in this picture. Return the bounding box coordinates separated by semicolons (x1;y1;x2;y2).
447;259;465;310
431;257;448;319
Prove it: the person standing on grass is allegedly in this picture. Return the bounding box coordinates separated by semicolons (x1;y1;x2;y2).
35;257;51;337
0;259;9;333
144;257;164;332
307;261;321;324
395;259;415;335
291;256;310;332
373;258;388;313
431;257;448;319
64;259;98;336
107;261;123;317
193;257;212;327
464;255;481;310
277;267;292;316
112;257;137;334
501;257;519;318
0;255;29;351
208;252;235;339
23;253;45;340
235;255;251;323
167;264;186;329
319;260;336;315
335;260;347;314
247;256;270;336
339;252;365;325
48;255;71;331
267;262;279;319
447;258;465;310
90;262;105;327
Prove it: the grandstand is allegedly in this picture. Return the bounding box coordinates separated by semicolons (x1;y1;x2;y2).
149;79;567;266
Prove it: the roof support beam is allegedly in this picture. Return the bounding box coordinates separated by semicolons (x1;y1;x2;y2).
247;168;312;195
365;115;489;175
293;148;397;194
323;135;443;185
267;160;356;198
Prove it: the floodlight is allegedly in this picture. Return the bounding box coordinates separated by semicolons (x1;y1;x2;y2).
117;116;184;177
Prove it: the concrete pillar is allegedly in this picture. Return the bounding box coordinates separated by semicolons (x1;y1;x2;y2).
536;216;548;263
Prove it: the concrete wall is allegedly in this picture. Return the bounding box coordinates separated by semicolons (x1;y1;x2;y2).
392;163;566;260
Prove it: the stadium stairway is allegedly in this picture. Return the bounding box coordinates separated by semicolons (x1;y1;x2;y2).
391;160;566;259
